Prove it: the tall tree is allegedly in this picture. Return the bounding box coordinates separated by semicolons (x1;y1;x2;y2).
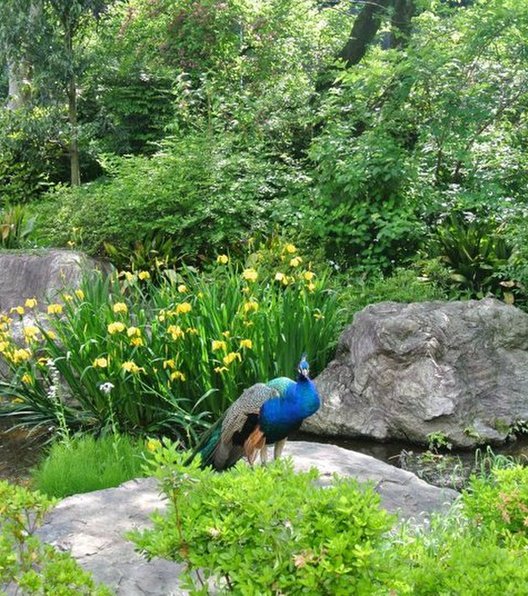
316;0;417;92
45;0;106;186
389;0;415;49
0;1;44;109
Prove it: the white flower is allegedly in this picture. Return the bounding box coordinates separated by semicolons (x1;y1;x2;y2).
99;382;115;395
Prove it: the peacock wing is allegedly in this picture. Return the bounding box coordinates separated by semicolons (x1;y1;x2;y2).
220;383;278;444
213;383;278;469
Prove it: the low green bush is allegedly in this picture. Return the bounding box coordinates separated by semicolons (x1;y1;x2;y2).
389;508;528;595
31;434;147;499
0;480;111;594
33;131;311;261
338;267;449;322
130;440;395;594
129;439;528;595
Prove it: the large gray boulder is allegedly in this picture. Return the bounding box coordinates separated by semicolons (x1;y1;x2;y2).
306;299;528;448
37;442;457;595
0;249;104;313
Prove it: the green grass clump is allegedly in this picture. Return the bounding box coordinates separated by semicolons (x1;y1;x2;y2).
31;434;146;499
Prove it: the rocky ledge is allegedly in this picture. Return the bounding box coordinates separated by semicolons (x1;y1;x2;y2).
38;441;458;595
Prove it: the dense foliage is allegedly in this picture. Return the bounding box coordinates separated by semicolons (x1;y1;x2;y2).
131;441;396;594
0;0;525;303
310;1;528;274
0;1;527;302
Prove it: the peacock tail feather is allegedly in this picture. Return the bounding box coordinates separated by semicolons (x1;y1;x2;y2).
185;408;227;467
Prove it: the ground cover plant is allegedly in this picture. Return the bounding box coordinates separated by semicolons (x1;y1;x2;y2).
0;480;111;594
31;433;148;499
0;241;340;443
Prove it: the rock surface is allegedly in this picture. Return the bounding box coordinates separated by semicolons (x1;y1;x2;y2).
38;441;458;595
0;249;105;313
0;250;109;378
305;298;528;447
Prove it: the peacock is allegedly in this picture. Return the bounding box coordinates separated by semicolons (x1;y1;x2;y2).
192;356;320;471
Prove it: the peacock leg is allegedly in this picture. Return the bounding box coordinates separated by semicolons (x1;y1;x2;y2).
260;445;269;466
247;448;259;466
274;439;287;460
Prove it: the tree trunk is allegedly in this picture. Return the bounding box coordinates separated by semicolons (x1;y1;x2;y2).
389;0;415;49
315;0;392;93
6;59;31;109
338;0;392;67
68;76;81;186
65;27;81;186
5;1;42;109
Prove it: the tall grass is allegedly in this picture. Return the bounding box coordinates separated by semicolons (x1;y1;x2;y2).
31;434;147;498
0;241;341;443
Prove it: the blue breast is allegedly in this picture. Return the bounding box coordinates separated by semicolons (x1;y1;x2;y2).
260;378;320;444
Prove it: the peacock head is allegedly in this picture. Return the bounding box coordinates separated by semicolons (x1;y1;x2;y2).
298;356;310;379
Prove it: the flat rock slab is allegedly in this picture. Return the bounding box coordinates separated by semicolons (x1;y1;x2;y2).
38;441;458;595
287;441;458;518
38;476;186;596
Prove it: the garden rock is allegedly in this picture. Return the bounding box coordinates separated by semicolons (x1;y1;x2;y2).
37;441;457;595
305;298;528;448
0;249;106;313
0;250;109;378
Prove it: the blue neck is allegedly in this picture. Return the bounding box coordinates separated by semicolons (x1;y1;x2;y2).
285;377;319;417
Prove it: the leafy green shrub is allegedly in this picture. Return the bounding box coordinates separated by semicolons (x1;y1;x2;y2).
0;108;63;206
497;218;528;309
462;465;528;543
31;434;147;499
309;127;425;273
0;242;340;441
130;440;395;594
389;508;528;594
0;481;111;594
34;129;312;261
129;440;528;595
